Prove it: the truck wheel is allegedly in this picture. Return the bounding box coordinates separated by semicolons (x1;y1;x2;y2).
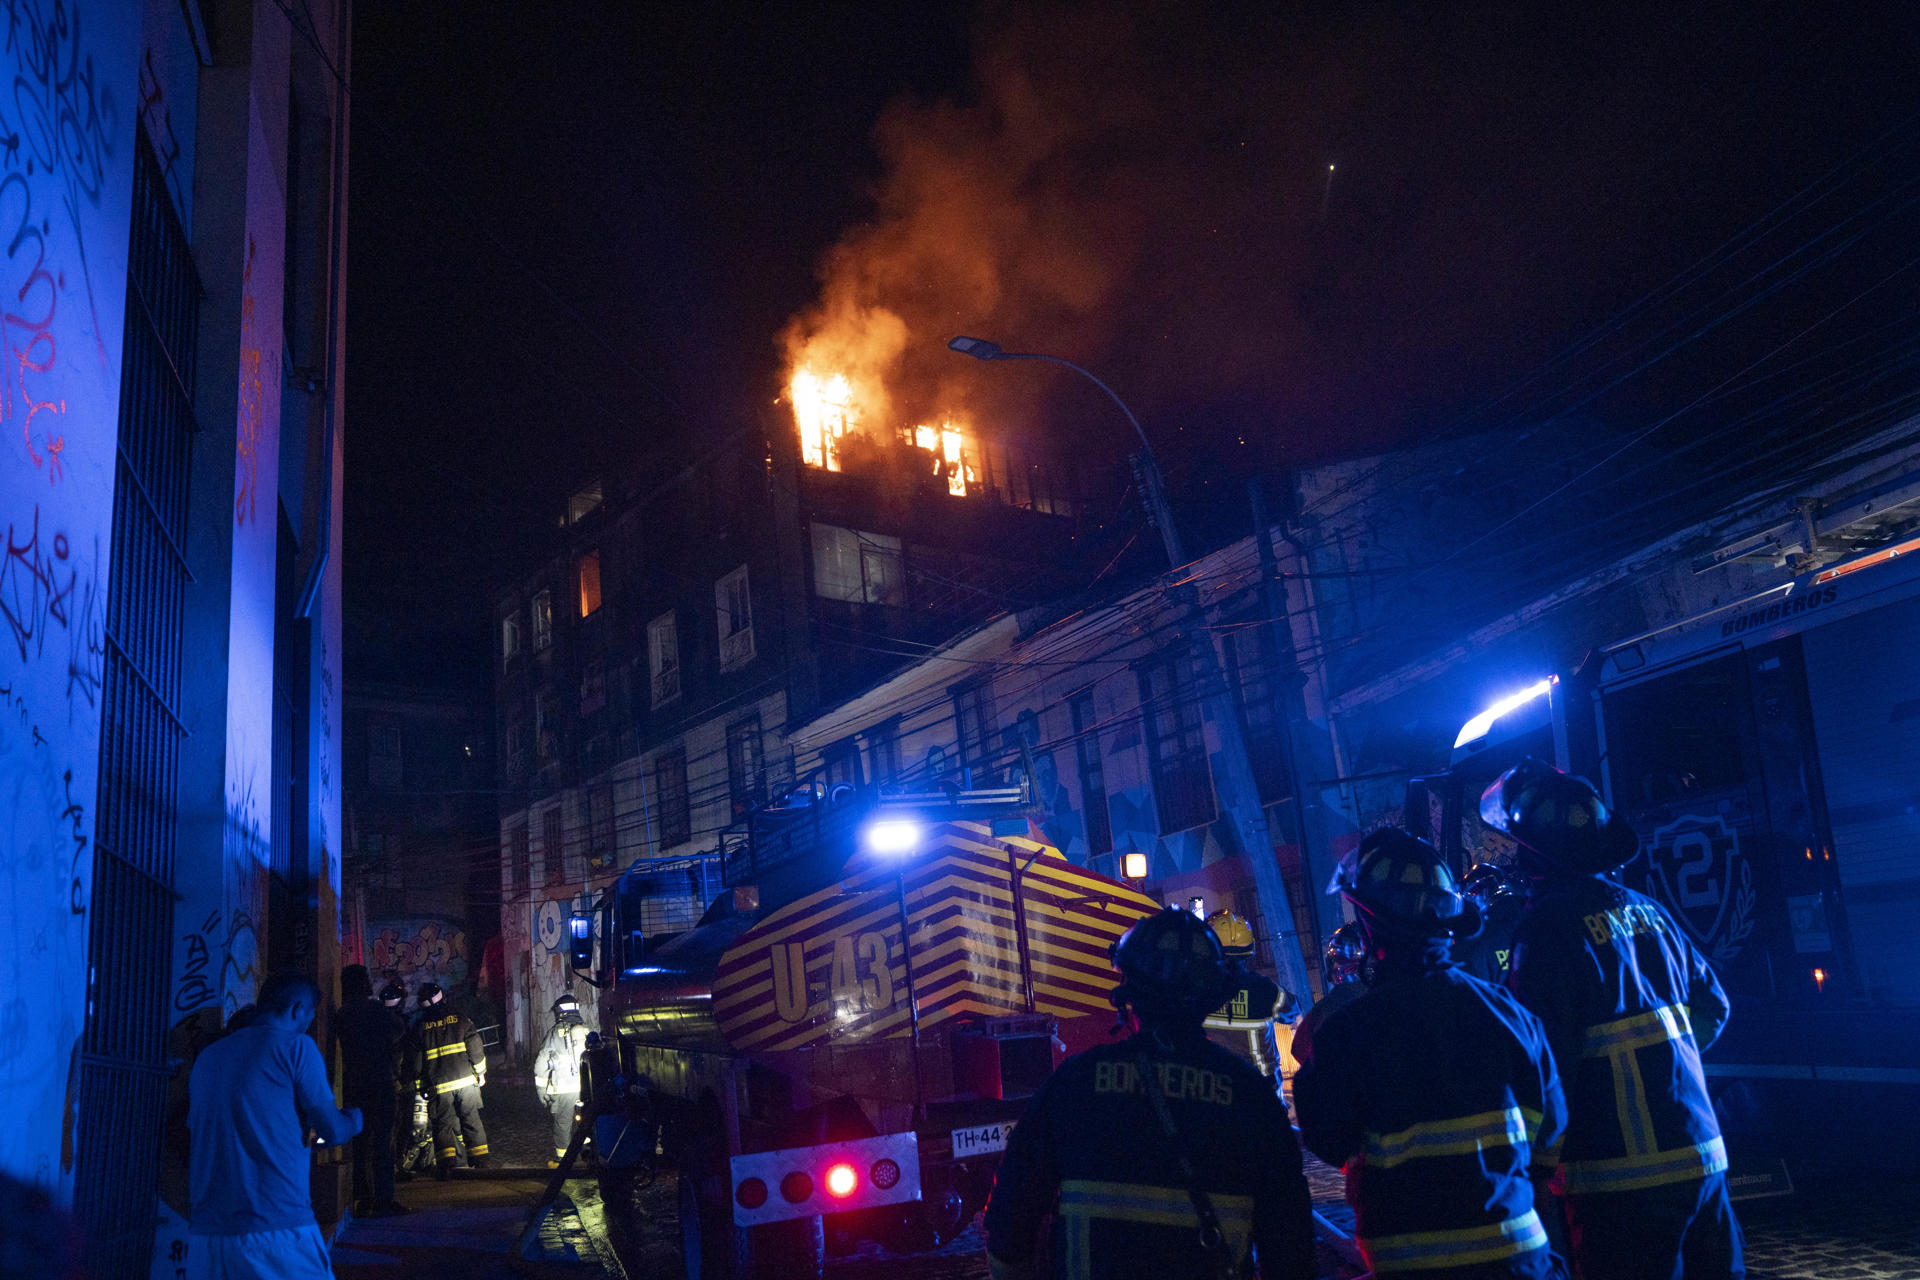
750;1216;824;1280
677;1169;750;1280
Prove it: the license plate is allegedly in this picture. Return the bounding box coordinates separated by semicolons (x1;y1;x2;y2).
950;1122;1012;1159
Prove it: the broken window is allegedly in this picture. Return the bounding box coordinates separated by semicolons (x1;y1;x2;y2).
649;611;680;707
717;565;754;670
655;748;691;847
578;549;603;618
811;524;904;605
532;589;554;652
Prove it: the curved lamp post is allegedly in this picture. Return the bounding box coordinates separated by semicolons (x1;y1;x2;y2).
945;334;1315;1009
947;336;1185;566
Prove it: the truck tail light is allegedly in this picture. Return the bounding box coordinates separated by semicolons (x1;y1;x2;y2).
825;1163;857;1197
731;1132;922;1227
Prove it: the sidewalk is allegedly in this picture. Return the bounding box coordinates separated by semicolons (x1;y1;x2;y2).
331;1175;623;1279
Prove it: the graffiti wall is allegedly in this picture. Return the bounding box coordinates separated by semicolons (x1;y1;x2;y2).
367;916;471;1001
0;0;142;1198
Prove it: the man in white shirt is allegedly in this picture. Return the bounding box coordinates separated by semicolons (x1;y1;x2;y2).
188;974;362;1279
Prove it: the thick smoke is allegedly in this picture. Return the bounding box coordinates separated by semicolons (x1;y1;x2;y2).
781;3;1334;457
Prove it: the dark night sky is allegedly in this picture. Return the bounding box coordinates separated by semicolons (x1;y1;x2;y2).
343;2;1920;687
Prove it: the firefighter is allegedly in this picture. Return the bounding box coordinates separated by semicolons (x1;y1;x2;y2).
983;907;1317;1280
534;993;591;1166
1457;862;1527;986
1286;921;1370;1076
1202;908;1287;1078
382;983;431;1178
411;983;491;1176
1292;828;1568;1280
1483;759;1743;1280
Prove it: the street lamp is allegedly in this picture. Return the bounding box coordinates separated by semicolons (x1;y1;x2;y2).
947;335;1182;565
947;333;1317;1009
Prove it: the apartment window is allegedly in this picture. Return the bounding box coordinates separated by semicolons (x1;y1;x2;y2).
717;564;754;670
368;720;402;791
588;784;615;870
539;808;564;887
811;524;904;605
509;823;531;901
1139;651;1216;834
867;717;902;785
649;611;681;707
655;749;691;847
501;610;522;661
534;689;559;764
577;549;603;618
823;737;864;792
1224;627;1293;807
727;715;766;822
952;682;998;784
1071;692;1113;855
532;589;554;651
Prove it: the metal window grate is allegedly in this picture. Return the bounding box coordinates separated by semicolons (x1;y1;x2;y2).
73;127;199;1280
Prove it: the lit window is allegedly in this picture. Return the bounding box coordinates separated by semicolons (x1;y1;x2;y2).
578;550;603;618
811;524;904;605
649;611;680;708
501;611;522;661
532;590;554;651
716;565;754;670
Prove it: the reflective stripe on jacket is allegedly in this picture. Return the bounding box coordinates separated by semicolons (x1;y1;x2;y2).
534;1021;589;1097
414;1010;485;1094
983;1030;1317;1280
1506;878;1730;1197
1293;963;1565;1276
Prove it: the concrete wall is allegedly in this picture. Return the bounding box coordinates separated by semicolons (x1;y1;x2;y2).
0;0;143;1199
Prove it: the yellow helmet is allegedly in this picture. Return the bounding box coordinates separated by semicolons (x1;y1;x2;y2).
1204;910;1255;956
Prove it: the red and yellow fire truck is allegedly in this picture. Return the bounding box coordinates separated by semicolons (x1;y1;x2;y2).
568;781;1159;1278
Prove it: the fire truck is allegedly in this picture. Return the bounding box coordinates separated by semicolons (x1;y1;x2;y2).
1408;527;1920;1171
567;779;1159;1278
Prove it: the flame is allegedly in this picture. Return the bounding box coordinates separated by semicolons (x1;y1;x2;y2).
791;368;857;471
912;422;975;496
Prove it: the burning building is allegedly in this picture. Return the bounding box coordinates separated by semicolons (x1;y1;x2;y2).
486;350;1093;1062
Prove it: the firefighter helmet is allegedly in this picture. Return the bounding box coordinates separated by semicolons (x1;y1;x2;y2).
1204;910;1256;958
416;982;444;1007
1480;757;1638;876
1322;922;1367;989
552;993;581;1019
378;981;406;1007
1461;862;1520;911
1328;828;1480;939
1110;907;1238;1024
